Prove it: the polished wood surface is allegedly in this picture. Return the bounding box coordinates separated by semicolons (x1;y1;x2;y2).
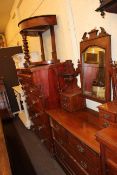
18;15;58;67
98;101;117;129
96;127;117;175
18;15;57;34
98;101;117;115
96;126;117;152
0;119;11;175
47;108;101;174
46;108;100;153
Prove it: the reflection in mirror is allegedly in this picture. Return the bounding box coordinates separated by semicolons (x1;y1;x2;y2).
82;46;105;101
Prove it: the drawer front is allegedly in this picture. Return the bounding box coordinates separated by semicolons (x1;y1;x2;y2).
54;141;87;175
99;118;116;128
99;110;116;123
53;130;68;149
107;159;117;175
26;95;44;112
68;132;99;165
50;118;67;137
18;74;33;84
60;95;70;111
33;125;50;141
24;84;43;97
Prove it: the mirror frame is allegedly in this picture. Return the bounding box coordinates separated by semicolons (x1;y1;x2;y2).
80;28;111;103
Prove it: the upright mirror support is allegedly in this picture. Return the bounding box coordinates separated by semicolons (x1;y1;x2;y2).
80;28;111;103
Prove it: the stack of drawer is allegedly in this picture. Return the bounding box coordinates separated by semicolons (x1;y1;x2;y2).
18;72;53;153
98;101;117;128
50;118;100;175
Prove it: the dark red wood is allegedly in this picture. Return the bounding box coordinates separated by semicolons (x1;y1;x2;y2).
80;28;111;103
18;15;59;66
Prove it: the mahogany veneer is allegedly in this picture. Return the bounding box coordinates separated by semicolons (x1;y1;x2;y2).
98;101;117;128
96;127;117;175
47;108;101;175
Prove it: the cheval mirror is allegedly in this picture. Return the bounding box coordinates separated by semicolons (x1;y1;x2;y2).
80;28;111;103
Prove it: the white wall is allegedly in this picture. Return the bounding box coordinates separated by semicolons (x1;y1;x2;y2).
5;0;117;111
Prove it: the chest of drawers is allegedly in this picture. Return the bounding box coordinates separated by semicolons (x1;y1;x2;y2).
17;63;65;153
98;101;117;128
48;108;101;175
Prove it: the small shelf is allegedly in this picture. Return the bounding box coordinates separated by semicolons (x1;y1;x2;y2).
18;15;59;67
18;15;57;35
96;0;117;14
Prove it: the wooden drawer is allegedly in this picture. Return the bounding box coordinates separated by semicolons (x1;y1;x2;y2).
107;160;117;175
53;130;68;149
99;109;117;123
32;125;53;154
60;92;85;112
99;118;116;128
54;141;87;175
18;74;33;84
50;119;67;136
32;114;50;127
33;124;50;141
26;94;44;112
68;132;99;164
24;84;42;97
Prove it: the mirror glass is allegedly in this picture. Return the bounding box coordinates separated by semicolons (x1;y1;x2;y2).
82;46;105;101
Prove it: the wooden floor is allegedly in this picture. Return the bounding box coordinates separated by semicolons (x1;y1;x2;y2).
2;117;65;175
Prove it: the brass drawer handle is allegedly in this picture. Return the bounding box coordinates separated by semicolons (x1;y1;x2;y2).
54;125;60;131
32;100;38;104
40;138;47;143
77;145;84;153
103;113;110;119
38;125;45;131
103;122;110;128
59;139;64;145
35;113;40;118
80;160;87;169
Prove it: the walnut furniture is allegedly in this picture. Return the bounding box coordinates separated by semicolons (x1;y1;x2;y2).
80;28;111;103
18;15;59;67
98;101;117;128
96;127;117;175
17;15;117;175
46;108;101;175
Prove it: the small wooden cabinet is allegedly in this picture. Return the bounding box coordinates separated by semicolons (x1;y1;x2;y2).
60;88;85;112
98;101;117;128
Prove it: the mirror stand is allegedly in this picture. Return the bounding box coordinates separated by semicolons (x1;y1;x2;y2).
80;28;111;103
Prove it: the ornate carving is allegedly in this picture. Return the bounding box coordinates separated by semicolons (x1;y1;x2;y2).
82;32;88;41
61;60;80;93
21;32;31;67
99;27;109;36
110;61;117;100
82;27;109;41
88;28;98;39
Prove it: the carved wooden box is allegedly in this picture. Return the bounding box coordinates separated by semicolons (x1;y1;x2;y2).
60;89;86;112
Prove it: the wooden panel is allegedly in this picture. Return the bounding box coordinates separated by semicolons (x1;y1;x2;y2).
47;108;100;153
99;109;117;122
54;141;87;175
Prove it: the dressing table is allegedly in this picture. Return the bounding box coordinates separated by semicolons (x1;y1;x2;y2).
17;14;117;174
46;28;115;175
